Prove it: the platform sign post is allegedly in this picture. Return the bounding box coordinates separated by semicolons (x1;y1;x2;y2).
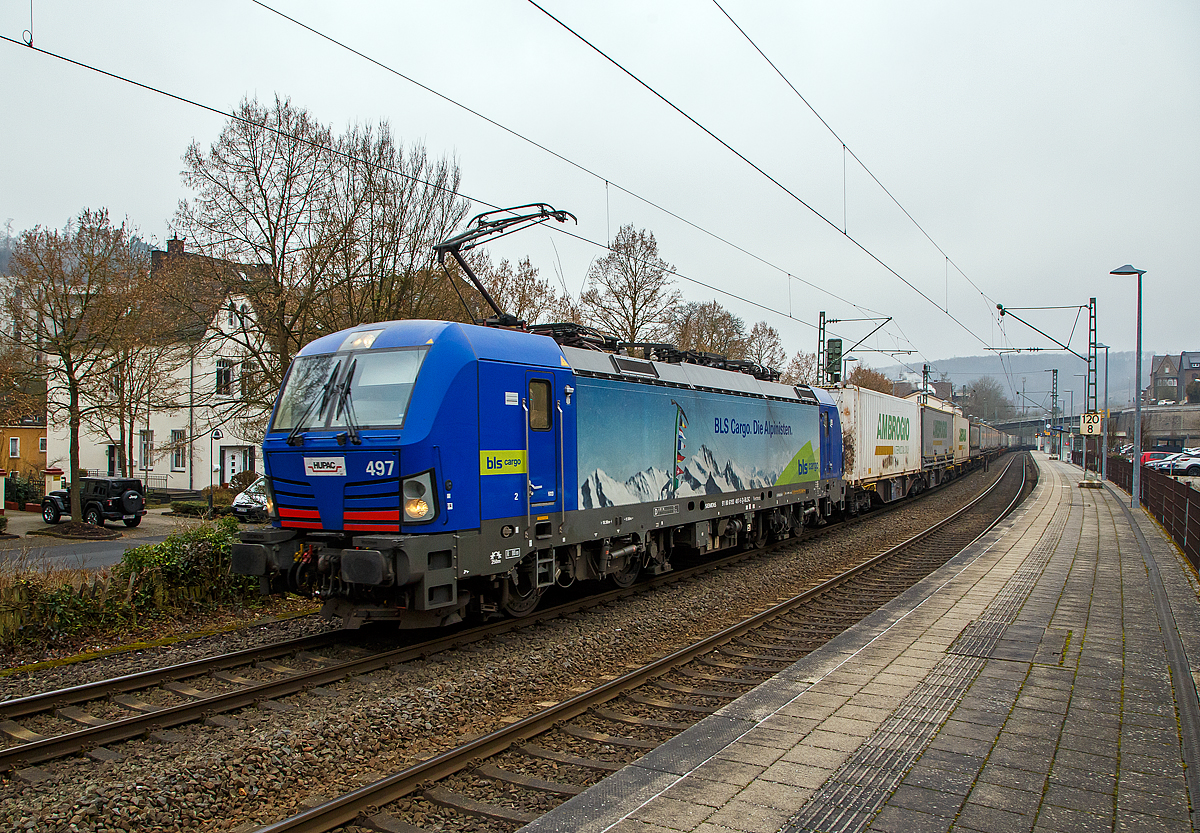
1081;412;1101;483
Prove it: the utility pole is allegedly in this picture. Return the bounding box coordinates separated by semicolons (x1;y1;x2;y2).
1086;297;1098;475
1051;369;1059;458
816;312;826;387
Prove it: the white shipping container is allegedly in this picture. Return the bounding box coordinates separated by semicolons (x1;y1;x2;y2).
954;415;971;464
921;403;955;463
832;385;923;485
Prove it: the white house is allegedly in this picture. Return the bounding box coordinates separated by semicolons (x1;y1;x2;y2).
45;239;271;493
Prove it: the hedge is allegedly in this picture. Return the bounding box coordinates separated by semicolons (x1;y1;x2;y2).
0;517;261;645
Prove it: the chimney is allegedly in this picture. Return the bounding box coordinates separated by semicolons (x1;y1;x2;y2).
167;237;184;256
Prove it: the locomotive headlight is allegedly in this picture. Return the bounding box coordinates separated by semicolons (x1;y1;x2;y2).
401;470;437;523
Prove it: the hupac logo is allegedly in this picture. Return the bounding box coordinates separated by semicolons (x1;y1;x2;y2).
304;456;347;477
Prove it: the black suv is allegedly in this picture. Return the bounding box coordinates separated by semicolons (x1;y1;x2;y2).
42;478;148;527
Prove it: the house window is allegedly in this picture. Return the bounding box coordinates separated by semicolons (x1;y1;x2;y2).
139;430;154;470
240;365;253;399
171;429;187;470
216;359;234;395
39;437;46;453
8;437;18;458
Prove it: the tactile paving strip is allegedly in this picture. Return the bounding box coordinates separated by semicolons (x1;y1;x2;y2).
781;502;1068;832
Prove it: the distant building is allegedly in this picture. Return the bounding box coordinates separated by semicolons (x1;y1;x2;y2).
1;414;46;482
892;379;952;401
1149;352;1200;403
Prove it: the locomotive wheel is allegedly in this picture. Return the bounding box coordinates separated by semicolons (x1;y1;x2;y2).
500;577;542;618
746;522;769;550
608;556;640;589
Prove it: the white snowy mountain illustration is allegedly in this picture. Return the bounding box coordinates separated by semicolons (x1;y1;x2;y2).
579;444;780;509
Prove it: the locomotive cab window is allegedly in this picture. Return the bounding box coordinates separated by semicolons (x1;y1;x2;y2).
528;380;552;431
822;412;831;437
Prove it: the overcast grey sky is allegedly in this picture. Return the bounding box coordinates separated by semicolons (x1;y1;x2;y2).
2;1;1196;394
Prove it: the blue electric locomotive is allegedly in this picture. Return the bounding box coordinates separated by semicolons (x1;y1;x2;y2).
232;319;846;628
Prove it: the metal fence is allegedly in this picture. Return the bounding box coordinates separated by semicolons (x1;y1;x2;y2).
85;471;169;491
1107;457;1199;570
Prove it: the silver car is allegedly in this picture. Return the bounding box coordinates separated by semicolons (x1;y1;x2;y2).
231;475;270;522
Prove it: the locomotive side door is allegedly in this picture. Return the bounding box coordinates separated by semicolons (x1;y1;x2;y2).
524;372;561;516
820;406;838;479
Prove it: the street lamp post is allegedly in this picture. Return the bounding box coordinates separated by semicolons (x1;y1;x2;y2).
1096;343;1110;480
1070;391;1080;470
209;427;223;516
843;356;858;385
1111;265;1145;508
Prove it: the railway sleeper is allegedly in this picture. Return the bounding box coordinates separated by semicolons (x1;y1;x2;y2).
422;785;538;825
361;812;435;833
652;680;741;698
559;724;659;749
677;668;762;686
518;743;624;772
474;763;584;797
593;707;691;732
698;657;781;674
624;693;720;714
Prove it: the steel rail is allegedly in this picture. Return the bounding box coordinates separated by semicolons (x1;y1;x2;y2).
0;630;342;721
253;454;1027;832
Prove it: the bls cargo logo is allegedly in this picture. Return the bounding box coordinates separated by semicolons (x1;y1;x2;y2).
304;456;346;477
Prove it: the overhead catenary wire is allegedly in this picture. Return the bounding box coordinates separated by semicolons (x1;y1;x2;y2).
709;0;999;315
524;0;992;354
3;33;885;350
245;0;880;321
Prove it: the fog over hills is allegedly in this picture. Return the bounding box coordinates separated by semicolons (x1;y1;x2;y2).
875;352;1149;415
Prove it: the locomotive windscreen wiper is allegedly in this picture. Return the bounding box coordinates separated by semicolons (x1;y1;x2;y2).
334;358;362;446
285;359;341;446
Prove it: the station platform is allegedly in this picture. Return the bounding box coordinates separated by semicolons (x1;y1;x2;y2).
520;453;1200;833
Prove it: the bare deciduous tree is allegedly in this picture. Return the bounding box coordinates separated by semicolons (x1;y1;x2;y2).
580;225;680;343
175;97;473;420
744;321;786;369
962;376;1015;421
847;364;893;394
320;126;469;327
780;350;818;386
470;253;560;326
671;300;746;356
3;209;145;516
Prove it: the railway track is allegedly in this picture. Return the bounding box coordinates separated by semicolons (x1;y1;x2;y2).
0;455;1016;778
249;452;1031;833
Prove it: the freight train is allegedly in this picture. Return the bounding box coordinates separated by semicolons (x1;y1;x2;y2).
230;204;1015;628
230;318;1014;628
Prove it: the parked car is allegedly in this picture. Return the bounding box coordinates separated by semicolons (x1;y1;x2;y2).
1147;453;1184;471
230;475;270;522
1140;451;1173;466
1166;454;1200;476
42;477;148;527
